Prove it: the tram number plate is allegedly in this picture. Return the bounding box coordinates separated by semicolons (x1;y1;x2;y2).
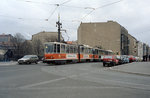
83;54;89;59
67;54;77;59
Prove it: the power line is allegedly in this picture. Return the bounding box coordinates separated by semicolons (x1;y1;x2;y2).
81;9;95;20
46;0;72;21
81;0;124;20
17;0;55;5
47;6;59;20
0;14;51;22
61;5;85;9
97;0;124;9
60;0;72;5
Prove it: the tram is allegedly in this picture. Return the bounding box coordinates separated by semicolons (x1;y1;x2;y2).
43;42;113;64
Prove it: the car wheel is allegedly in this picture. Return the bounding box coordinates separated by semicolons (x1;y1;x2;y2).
108;64;112;67
113;62;116;66
35;61;38;64
103;63;106;67
27;62;31;64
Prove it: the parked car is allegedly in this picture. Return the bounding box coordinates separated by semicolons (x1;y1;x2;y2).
103;55;119;67
116;55;123;64
128;55;135;63
135;56;140;62
121;55;129;63
18;55;39;64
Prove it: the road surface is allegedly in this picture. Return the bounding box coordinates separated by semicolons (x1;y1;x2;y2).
0;62;150;98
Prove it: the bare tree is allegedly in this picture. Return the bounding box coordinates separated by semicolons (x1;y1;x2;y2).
12;33;26;59
32;39;44;58
21;40;33;55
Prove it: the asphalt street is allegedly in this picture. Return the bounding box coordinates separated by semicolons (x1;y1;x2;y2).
0;62;150;98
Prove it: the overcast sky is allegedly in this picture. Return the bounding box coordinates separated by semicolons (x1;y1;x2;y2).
0;0;150;45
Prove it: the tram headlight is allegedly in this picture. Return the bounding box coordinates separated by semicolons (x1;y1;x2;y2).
50;56;54;59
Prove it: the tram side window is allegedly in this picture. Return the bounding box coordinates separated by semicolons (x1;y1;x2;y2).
101;50;105;55
80;47;82;53
90;49;92;54
57;44;60;53
88;48;91;54
61;45;65;53
85;48;88;54
87;48;89;54
81;47;84;53
92;49;95;54
70;46;73;53
99;50;102;55
95;49;98;54
89;49;92;54
73;46;75;53
84;48;86;53
54;44;56;53
86;48;88;54
66;45;69;53
74;46;77;53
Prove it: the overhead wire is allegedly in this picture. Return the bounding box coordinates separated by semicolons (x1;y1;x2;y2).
17;0;55;5
61;5;85;9
60;0;72;5
0;14;50;21
2;0;125;41
97;0;124;9
46;0;72;21
47;5;59;20
81;0;124;21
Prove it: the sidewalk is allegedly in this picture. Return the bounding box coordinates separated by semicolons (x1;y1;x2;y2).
111;62;150;76
0;61;17;66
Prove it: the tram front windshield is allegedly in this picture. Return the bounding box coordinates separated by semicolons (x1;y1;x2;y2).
45;44;53;53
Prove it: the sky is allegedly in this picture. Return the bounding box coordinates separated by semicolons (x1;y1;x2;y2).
0;0;150;45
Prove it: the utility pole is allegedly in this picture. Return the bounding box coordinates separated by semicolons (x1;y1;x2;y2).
56;14;62;42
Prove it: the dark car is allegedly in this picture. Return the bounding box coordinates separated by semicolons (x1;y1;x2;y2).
18;55;39;64
103;55;119;67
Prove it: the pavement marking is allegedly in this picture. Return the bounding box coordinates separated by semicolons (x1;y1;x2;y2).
0;62;17;66
19;86;121;90
110;68;150;77
0;68;29;73
19;77;67;89
19;73;89;89
78;74;150;91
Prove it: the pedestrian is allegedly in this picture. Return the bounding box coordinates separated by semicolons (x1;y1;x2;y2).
143;55;145;61
146;55;148;61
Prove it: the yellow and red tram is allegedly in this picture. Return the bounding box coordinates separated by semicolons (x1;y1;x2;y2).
44;42;78;64
43;42;113;64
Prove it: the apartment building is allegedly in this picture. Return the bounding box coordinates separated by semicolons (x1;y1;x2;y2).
78;21;129;55
128;34;138;56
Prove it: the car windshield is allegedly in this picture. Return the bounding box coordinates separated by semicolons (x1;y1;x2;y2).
116;55;120;59
23;55;33;58
104;56;112;59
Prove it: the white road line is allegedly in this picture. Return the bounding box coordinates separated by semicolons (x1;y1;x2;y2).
0;62;17;66
19;77;67;89
79;75;150;91
0;68;29;73
19;73;89;89
19;86;121;90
